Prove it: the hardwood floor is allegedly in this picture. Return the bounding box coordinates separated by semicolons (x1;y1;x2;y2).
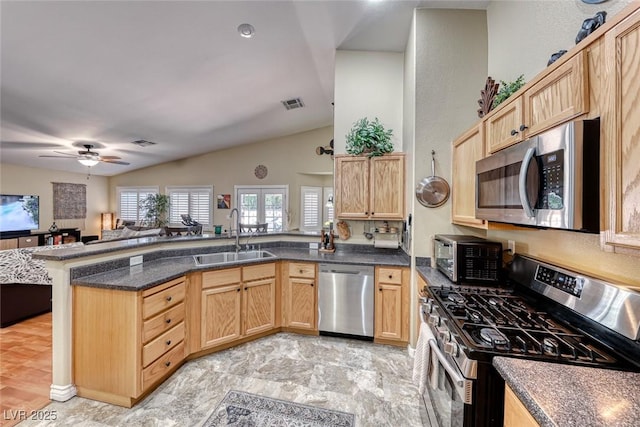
0;313;52;427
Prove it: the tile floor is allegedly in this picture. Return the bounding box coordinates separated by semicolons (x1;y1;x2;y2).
17;333;424;426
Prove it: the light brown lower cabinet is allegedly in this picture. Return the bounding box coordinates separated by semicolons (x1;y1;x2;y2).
503;384;540;427
72;260;412;407
374;266;409;345
282;261;317;332
73;276;187;407
200;263;277;350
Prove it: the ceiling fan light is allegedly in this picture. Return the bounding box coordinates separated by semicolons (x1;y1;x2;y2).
78;158;99;167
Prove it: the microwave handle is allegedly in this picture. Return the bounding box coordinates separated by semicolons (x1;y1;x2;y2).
519;147;536;218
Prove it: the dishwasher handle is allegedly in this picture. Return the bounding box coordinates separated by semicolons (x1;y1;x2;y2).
319;264;374;276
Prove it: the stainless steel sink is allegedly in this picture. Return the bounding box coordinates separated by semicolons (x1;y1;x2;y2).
193;250;275;266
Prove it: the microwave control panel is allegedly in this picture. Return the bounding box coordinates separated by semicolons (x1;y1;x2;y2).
538;149;564;210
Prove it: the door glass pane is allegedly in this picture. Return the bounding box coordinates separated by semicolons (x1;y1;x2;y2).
264;193;283;232
239;193;258;225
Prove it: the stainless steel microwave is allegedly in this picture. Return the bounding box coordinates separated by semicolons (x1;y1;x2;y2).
475;119;600;232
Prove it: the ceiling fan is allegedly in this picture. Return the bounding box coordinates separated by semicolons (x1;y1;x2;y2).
40;144;130;166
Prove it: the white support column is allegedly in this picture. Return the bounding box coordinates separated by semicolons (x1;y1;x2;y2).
46;261;77;401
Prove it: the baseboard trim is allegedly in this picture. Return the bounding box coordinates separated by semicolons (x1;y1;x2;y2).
50;384;77;402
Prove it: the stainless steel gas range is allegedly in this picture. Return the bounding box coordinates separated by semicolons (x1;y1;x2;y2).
418;254;640;427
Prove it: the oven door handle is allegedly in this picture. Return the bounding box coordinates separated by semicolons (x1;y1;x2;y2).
519;146;537;218
429;339;464;387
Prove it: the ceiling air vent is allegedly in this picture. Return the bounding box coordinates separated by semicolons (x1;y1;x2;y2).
131;139;156;147
281;97;304;111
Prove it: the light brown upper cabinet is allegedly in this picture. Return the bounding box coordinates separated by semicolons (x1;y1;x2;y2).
334;153;405;220
486;51;589;154
602;8;640;253
452;123;486;228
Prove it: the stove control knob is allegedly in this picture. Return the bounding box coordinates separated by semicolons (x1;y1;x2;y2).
444;341;459;357
438;329;452;343
428;314;441;327
426;300;437;313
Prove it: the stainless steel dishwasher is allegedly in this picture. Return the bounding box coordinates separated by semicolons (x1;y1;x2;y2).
318;263;374;339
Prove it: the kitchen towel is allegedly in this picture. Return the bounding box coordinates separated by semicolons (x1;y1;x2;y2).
374;239;399;249
412;321;433;395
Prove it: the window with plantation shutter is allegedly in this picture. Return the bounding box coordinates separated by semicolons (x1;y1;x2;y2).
117;187;158;223
166;186;212;228
300;186;334;231
300;186;322;231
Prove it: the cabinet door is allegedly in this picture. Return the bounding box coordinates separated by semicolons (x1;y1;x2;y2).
334;155;369;219
603;10;640;252
287;277;316;330
486;96;523;153
374;283;403;341
0;238;18;250
243;278;275;336
370;154;405;219
201;284;242;348
504;385;540;427
524;50;589;136
452;124;487;228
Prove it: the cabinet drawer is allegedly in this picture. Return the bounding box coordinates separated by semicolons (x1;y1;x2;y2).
243;263;276;281
142;282;185;320
288;262;315;278
142;302;185;343
202;268;241;289
142;322;185;368
142;340;185;391
378;268;403;285
18;236;38;247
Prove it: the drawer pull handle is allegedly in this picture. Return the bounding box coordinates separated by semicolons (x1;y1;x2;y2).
379;288;383;292
165;318;172;324
237;288;241;292
165;361;171;367
510;129;518;136
388;275;393;279
300;269;304;274
166;296;172;302
166;340;172;346
310;283;314;287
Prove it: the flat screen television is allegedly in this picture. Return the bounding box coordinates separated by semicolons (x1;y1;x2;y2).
0;194;40;233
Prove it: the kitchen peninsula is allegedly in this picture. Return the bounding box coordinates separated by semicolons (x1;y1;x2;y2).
35;232;411;407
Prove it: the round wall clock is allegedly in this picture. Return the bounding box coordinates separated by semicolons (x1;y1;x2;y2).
254;164;268;179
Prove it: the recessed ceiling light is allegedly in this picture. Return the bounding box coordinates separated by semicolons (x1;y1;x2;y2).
237;23;255;38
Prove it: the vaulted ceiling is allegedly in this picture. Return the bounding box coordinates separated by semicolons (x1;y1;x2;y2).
1;0;487;176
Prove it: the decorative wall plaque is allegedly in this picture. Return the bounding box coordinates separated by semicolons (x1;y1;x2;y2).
254;164;268;179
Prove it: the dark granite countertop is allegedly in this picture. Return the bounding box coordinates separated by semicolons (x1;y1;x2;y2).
494;356;640;427
71;246;410;291
32;231;323;261
415;265;454;288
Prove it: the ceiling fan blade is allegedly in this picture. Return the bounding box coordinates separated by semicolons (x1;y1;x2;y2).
99;155;122;160
39;155;77;159
101;159;130;165
53;150;80;157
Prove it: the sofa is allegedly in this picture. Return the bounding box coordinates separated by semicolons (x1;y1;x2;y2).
0;242;83;327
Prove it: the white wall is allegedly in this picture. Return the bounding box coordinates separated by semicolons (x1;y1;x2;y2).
487;0;634;82
333;51;404;154
0;163;109;237
108;126;334;231
404;11;417;255
412;8;488;257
